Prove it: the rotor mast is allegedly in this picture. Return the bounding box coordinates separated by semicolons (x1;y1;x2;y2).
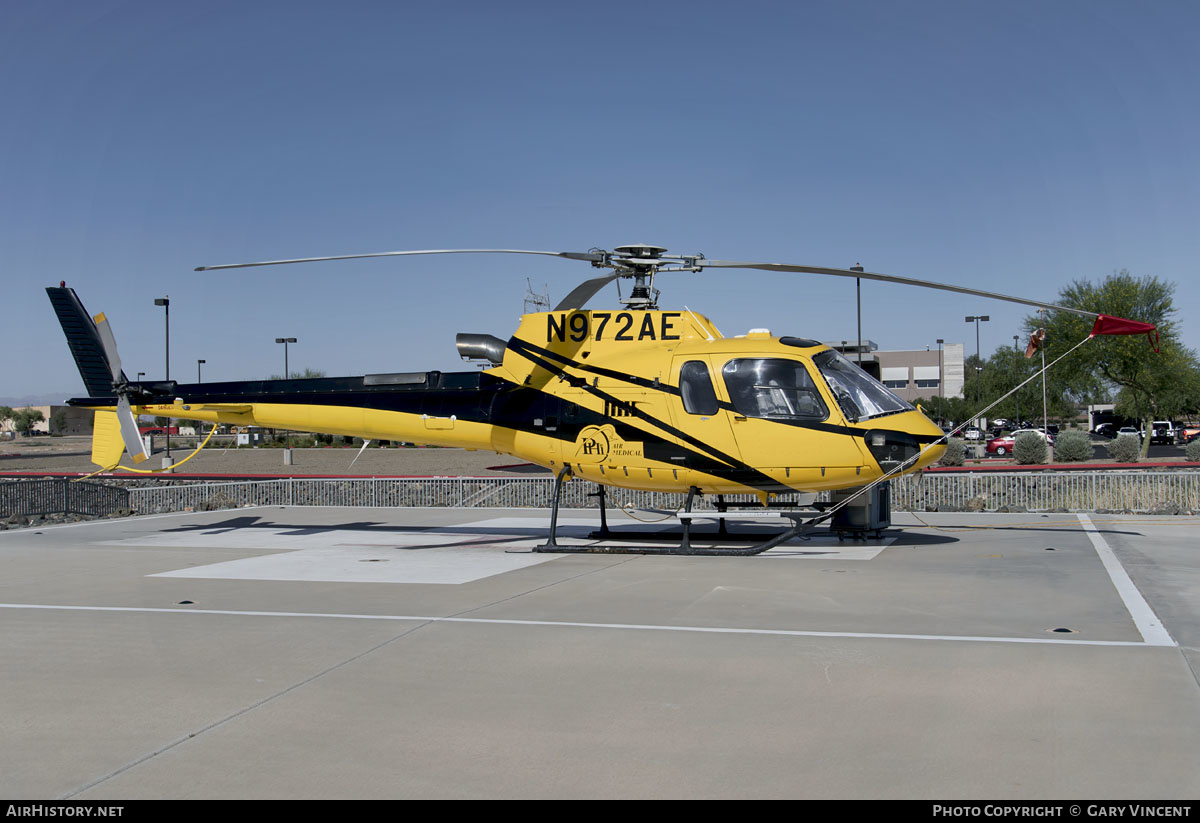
599;244;707;310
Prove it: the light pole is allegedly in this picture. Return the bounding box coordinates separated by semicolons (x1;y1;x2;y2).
1038;310;1050;457
965;315;989;427
1013;335;1021;428
936;338;944;424
276;338;297;464
275;338;296;379
850;263;864;365
136;371;146;440
197;359;206;383
931;335;940;398
154;297;171;468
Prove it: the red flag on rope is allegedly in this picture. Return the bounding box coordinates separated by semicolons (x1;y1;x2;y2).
1089;314;1160;352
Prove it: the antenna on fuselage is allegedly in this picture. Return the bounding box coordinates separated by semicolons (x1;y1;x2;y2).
524;278;550;314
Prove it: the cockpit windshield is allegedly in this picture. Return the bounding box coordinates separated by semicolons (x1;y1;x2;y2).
812;349;913;421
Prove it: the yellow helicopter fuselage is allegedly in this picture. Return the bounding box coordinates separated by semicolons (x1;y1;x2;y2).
98;308;945;494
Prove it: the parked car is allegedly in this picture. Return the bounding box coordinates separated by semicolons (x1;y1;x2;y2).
1117;426;1141;441
986;429;1053;456
962;427;984;441
1149;421;1176;445
1178;425;1200;444
1094;423;1116;438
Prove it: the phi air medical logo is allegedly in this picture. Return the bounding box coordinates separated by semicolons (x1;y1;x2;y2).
574;425;643;463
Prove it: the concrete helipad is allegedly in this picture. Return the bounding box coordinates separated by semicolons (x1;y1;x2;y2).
1;506;1198;799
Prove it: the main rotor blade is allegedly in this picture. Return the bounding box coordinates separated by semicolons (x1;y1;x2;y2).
700;260;1101;319
554;273;623;311
195;248;604;272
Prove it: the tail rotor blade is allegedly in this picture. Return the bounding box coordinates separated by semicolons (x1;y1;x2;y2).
116;396;149;464
92;312;125;384
91;310;146;462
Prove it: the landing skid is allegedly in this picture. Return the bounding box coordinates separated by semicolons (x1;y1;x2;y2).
534;476;834;556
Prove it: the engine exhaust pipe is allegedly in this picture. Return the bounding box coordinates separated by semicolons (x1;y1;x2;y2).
455;333;506;365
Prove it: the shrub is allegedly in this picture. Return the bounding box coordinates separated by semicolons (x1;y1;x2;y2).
1054;430;1093;462
939;438;965;467
1186;438;1200;462
1107;435;1140;463
1014;432;1048;464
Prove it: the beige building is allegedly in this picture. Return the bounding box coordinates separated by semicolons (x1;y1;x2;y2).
0;405;94;437
829;341;966;403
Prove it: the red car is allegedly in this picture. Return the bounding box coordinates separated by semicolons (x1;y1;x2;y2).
986;429;1053;456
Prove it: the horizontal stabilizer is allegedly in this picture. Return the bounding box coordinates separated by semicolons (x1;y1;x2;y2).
91;409;148;467
91;410;126;468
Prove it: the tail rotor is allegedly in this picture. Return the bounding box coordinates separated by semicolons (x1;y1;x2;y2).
92;312;150;465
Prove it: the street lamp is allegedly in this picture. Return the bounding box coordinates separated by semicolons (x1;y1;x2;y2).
965;315;989;426
931;338;940;403
197;359;206;383
275;338;297;379
276;338;297;464
850;263;864;365
136;370;146;441
154;297;171;467
1013;335;1021;428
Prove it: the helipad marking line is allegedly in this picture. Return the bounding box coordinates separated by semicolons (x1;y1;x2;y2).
1077;513;1176;647
0;603;1163;648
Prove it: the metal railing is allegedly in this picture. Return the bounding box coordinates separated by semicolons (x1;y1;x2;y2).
0;478;130;518
890;470;1200;512
122;471;1200;515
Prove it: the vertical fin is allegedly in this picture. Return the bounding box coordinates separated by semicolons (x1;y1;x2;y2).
46;287;123;397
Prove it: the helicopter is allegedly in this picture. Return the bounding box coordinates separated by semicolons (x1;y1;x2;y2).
47;244;1157;553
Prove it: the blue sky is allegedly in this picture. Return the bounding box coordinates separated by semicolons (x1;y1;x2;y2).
3;1;1198;399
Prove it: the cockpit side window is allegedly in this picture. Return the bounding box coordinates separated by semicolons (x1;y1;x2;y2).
679;360;719;415
721;358;828;421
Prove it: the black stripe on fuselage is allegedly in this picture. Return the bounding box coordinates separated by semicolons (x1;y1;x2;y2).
504;338;787;490
505;337;682;396
506;337;943;446
69;371;789;489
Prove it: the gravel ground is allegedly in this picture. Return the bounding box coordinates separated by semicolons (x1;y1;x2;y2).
1;434;1192;477
0;436;546;476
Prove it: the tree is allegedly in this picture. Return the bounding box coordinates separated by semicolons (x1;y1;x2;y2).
1025;271;1200;456
267;367;327;380
913;394;971;428
961;347;1081;426
12;408;44;435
